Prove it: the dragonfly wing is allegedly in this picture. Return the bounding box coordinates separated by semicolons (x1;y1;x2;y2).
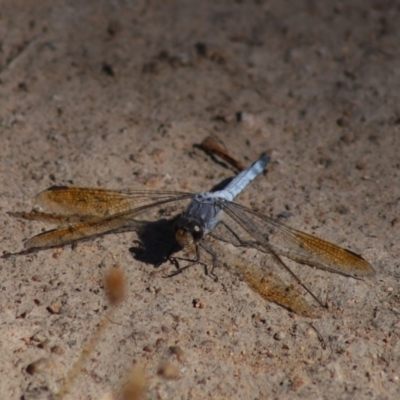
24;215;145;249
34;186;191;218
220;201;375;278
8;211;89;224
21;191;193;250
210;241;321;318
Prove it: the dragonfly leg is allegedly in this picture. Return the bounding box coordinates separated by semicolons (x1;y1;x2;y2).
211;220;259;249
198;242;219;282
153;242;181;268
163;245;208;278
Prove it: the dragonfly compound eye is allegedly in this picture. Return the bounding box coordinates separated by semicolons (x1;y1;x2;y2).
174;217;204;247
175;228;193;247
189;221;204;242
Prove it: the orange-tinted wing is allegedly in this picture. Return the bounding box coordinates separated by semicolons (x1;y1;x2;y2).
9;186;192;250
221;201;375;278
33;186;190;218
22;213;143;249
210;241;321;318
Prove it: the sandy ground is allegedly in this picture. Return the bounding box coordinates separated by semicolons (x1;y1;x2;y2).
1;1;400;399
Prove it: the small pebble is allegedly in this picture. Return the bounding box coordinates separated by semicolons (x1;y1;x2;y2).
169;346;186;363
158;362;180;380
274;331;286;341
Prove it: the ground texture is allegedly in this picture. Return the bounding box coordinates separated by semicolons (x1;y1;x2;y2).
1;1;400;399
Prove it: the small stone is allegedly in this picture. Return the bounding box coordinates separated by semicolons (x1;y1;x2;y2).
274;331;286;341
169;346;186;363
192;298;206;309
26;358;52;375
47;300;62;314
157;362;180;380
51;345;65;355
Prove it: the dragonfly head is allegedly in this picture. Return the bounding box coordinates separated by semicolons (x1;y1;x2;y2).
173;216;204;248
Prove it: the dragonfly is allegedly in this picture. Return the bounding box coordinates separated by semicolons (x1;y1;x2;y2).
2;150;375;317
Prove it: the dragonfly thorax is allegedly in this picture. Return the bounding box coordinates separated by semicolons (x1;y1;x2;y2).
173;216;205;248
